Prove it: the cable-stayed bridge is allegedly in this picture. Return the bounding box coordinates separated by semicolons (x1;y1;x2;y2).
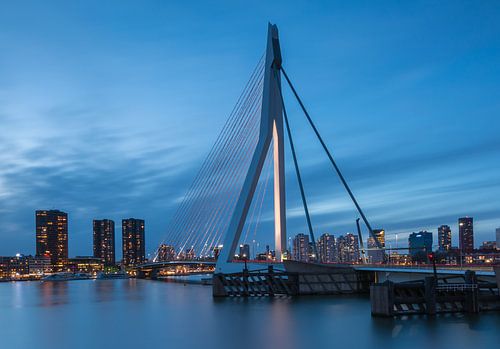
133;24;500;303
155;23;379;268
145;23;383;276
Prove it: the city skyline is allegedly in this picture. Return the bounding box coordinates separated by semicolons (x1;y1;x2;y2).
1;2;500;257
2;208;498;280
2;207;500;260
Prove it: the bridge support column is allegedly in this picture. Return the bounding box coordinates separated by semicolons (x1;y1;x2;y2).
370;281;395;317
212;274;229;297
424;277;436;315
216;23;286;272
464;270;479;313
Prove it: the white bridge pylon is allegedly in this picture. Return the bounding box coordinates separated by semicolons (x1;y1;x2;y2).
216;24;286;272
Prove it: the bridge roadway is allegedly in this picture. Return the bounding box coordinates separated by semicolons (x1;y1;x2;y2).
136;260;216;278
353;264;497;283
139;260;216;269
136;260;497;284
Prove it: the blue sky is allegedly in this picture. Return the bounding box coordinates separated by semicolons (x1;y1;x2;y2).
0;1;499;257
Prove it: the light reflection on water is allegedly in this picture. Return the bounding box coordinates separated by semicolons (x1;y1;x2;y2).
1;279;499;349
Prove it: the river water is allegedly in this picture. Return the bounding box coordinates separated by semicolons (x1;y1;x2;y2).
0;279;499;349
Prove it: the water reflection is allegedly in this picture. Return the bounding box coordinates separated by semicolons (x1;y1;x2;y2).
268;298;295;348
91;279;116;303
37;281;69;307
371;312;500;348
1;281;499;349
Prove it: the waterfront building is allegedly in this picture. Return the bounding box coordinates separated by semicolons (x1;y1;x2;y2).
471;249;499;264
408;231;433;261
176;247;195;260
480;241;497;251
387;252;410;265
293;233;309;262
308;242;317;261
93;219;115;266
157;244;176;261
318;233;336;263
367;229;385;263
185;247;196;260
122;218;145;266
0;255;52;280
255;252;268;261
458;217;474;254
10;255;30;275
337;233;359;263
0;257;13;279
67;256;104;274
36;210;68;269
28;255;51;275
0;255;29;278
0;257;7;279
438;225;452;251
268;249;276;260
255;245;275;261
239;244;250;259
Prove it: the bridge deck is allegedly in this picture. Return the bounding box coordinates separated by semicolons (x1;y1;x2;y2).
354;266;495;277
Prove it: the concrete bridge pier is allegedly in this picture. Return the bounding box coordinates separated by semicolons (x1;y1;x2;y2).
464;270;479;314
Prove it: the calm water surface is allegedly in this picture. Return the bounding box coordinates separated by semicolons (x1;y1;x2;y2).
1;279;499;349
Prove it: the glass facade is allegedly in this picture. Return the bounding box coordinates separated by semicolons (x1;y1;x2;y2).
408;231;433;259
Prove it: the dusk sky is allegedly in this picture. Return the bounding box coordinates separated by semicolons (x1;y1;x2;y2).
1;1;499;258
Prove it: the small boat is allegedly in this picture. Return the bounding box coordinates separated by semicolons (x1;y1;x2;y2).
96;271;129;280
42;272;92;282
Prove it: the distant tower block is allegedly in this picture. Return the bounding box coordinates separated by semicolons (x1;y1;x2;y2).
217;24;286;270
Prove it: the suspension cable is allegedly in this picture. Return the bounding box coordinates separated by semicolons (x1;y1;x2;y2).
280;67;381;249
274;69;319;261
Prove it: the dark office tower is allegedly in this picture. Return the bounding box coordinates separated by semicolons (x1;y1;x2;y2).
122;218;145;266
438;225;452;252
36;210;68;268
458;217;474;253
239;244;250;259
408;231;433;259
93;219;115;266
